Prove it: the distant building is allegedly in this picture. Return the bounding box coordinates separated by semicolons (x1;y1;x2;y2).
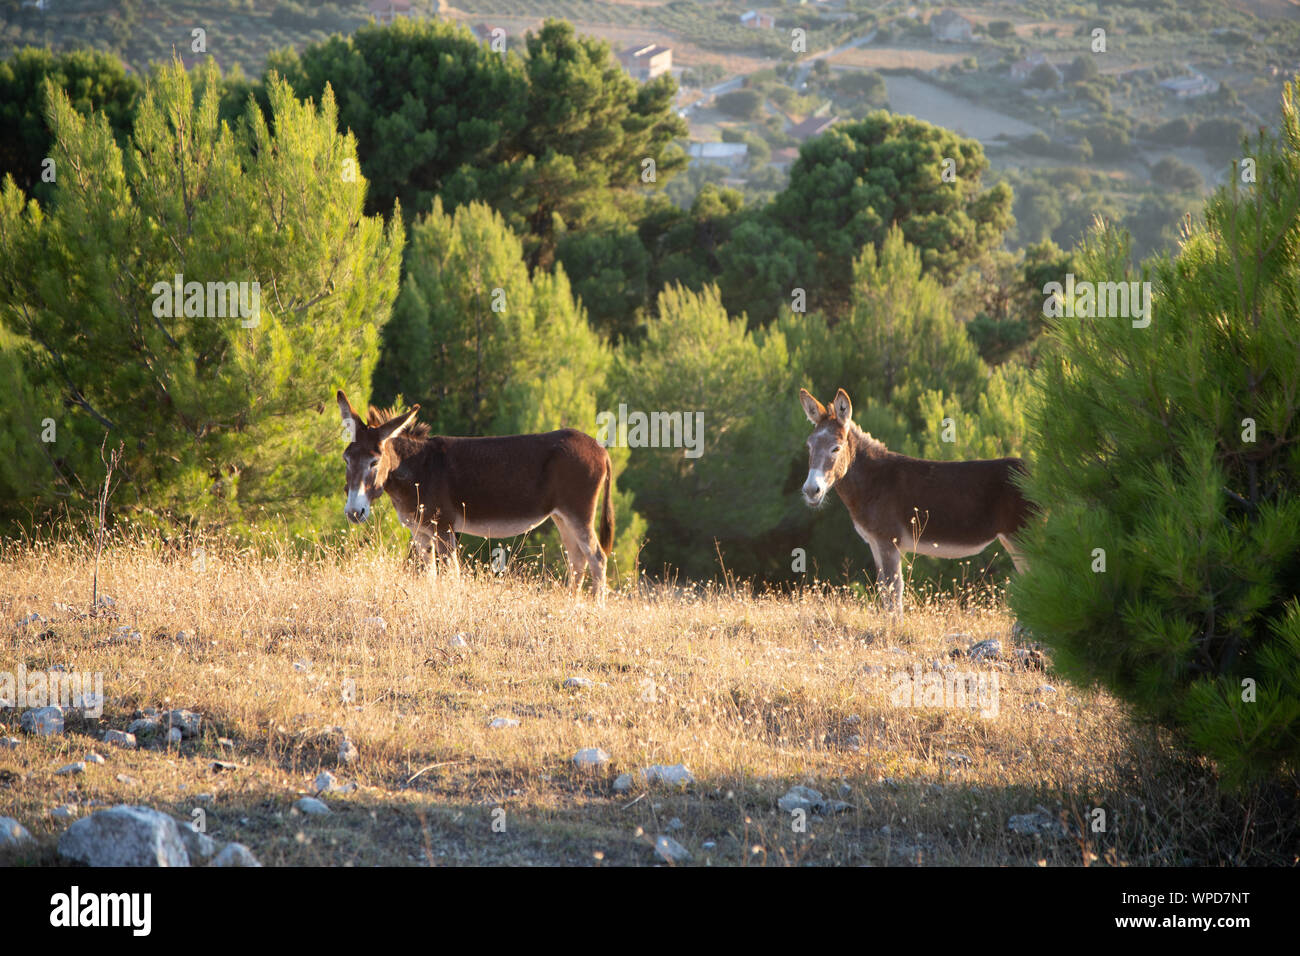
687;142;749;170
620;43;673;82
369;0;414;24
472;23;508;47
740;11;775;29
930;9;973;42
1010;52;1060;83
1159;73;1218;98
787;115;838;141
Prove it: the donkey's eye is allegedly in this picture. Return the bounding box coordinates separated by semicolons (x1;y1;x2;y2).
833;445;842;454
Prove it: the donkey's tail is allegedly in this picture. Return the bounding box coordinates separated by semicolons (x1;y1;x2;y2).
599;458;615;556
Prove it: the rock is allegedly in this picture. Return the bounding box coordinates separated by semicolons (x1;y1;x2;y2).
103;729;136;749
0;816;33;847
362;616;387;631
666;817;685;832
1007;806;1070;839
563;677;594;689
294;796;330;816
968;639;1001;662
49;805;78;820
165;709;201;738
314;771;338;794
20;706;64;736
838;783;853;799
653;835;691;864
166;727;183;744
115;774;135;785
338;739;358;765
824;801;853;814
16;611;45;629
778;785;825;815
612;773;634;793
210;842;261;867
218;737;235;750
0;737;20;749
572;747;610;770
859;664;886;677
701;840;716;850
55;761;86;776
126;718;159;736
449;633;470;648
1036;684;1057;695
293;660;310;672
177;821;218;861
639;764;694;788
195;793;213;804
944;751;972;766
209;761;238;773
58;805;191;867
488;717;519;729
110;626;142;644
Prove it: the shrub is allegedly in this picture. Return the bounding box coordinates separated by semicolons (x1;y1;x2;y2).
1010;85;1300;787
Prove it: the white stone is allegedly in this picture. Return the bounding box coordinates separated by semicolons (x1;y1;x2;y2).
653;835;691;863
166;709;202;737
0;816;33;847
314;771;338;794
177;821;218;861
778;785;825;814
103;729;136;749
338;739;358;764
166;727;183;744
0;737;20;749
55;761;86;776
639;764;694;788
20;706;64;736
563;677;594;689
572;747;610;769
612;773;634;793
488;717;519;729
294;796;330;816
58;805;191;867
85;752;106;765
210;842;261;867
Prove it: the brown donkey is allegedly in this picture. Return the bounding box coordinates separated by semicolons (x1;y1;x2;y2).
799;387;1030;614
337;391;615;600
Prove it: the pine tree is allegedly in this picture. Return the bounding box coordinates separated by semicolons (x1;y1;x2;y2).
0;60;404;533
1009;83;1300;787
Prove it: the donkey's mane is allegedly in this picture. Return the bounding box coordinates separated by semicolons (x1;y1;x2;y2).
367;405;431;440
850;421;888;456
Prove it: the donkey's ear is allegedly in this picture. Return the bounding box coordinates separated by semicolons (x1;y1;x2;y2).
832;388;853;425
375;405;421;445
799;388;825;425
337;390;364;441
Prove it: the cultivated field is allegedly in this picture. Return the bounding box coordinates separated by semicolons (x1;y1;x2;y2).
2;535;1290;867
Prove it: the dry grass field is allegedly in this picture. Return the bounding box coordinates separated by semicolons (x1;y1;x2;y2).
0;535;1292;866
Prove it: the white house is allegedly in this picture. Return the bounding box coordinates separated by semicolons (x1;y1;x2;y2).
930;10;974;42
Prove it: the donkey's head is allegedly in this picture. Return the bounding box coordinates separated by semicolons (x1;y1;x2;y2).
799;387;854;507
336;390;421;523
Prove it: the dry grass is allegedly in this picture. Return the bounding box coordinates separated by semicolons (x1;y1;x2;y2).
0;535;1291;866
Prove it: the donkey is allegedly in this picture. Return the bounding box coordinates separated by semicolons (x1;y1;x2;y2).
337;390;615;600
799;387;1030;614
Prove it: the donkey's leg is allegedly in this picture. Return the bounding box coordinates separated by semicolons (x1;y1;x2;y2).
407;530;433;573
433;527;460;579
867;537;904;616
998;533;1028;574
550;513;588;595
